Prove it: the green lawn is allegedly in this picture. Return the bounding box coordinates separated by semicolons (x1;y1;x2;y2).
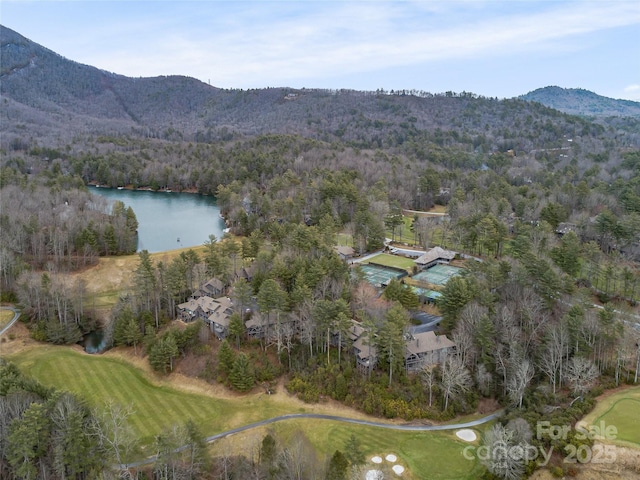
0;309;14;330
387;216;419;245
581;386;640;447
9;347;293;449
219;419;484;480
367;253;417;271
324;424;483;480
9;346;489;478
335;232;354;247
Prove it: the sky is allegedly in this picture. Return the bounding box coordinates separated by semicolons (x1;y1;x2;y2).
2;0;640;100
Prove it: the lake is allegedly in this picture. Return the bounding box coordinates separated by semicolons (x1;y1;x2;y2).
90;187;225;253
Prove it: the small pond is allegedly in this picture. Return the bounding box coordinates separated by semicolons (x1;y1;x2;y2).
82;330;107;354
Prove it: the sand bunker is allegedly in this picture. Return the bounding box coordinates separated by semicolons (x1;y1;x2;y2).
371;456;383;464
456;429;477;442
392;465;405;475
366;470;383;480
386;454;397;462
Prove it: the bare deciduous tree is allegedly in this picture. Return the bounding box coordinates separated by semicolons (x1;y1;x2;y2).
565;356;599;397
507;358;534;409
538;323;566;394
91;401;138;480
440;355;472;411
421;364;437;407
481;423;528;480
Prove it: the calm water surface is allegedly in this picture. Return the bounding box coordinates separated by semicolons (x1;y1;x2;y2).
90;187;225;253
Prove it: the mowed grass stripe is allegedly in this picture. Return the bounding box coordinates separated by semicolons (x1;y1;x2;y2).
123;377;164;438
23;350;204;440
154;387;195;423
10;347;491;478
81;359;126;405
106;362;181;438
82;360;114;403
271;420;481;480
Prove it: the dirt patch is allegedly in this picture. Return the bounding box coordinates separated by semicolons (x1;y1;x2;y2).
0;322;39;356
477;397;501;414
175;351;210;378
593;384;640;403
532;443;640;480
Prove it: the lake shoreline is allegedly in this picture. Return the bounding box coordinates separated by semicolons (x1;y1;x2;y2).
90;185;225;253
88;182;206;196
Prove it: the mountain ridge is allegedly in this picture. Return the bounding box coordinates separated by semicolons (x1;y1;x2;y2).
520;86;640;118
1;24;639;158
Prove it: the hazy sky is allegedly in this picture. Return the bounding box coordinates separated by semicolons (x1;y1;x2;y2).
3;0;639;100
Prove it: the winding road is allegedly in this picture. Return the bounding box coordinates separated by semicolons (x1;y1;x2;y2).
0;306;20;337
122;410;502;468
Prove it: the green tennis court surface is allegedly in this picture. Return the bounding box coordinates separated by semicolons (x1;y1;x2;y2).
359;263;407;287
413;264;462;286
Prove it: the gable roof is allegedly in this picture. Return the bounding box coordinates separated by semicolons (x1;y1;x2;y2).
353;335;377;360
203;277;225;292
178;295;219;315
415;246;457;265
405;331;455;357
208;296;234;327
335;245;355;257
241;264;256;280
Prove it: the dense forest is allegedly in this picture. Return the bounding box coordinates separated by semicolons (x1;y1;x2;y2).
1;24;640;480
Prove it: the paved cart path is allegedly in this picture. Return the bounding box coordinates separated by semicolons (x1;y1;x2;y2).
122;410;502;468
0;306;20;336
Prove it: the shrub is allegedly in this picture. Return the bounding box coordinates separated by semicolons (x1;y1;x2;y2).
550;466;564;478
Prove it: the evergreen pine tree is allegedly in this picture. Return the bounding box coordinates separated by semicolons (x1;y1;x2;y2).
229;353;255;392
218;339;236;376
326;450;349;480
343;434;365;466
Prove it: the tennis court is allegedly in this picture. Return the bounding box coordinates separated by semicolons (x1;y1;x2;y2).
410;286;442;302
412;264;463;286
358;263;407;287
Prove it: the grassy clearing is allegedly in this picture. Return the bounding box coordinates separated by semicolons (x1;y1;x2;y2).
9;346;296;450
68;246;209;318
387;216;418;245
581;386;640;447
0;309;14;330
367;253;417;271
209;418;483;480
320;422;482;480
335;232;354;247
387;212;450;247
9;345;489;477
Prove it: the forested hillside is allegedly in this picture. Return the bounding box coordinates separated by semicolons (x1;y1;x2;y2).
2;24;640;480
521;86;640;118
2;25;639;158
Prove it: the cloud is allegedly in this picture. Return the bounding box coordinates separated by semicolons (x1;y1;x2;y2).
210;2;638;86
57;1;640;89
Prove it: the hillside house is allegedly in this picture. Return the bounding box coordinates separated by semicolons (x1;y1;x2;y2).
191;277;225;299
207;296;234;339
404;331;456;372
245;313;296;340
349;321;377;373
240;264;256;282
347;319;455;374
177;296;220;322
177;296;235;338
